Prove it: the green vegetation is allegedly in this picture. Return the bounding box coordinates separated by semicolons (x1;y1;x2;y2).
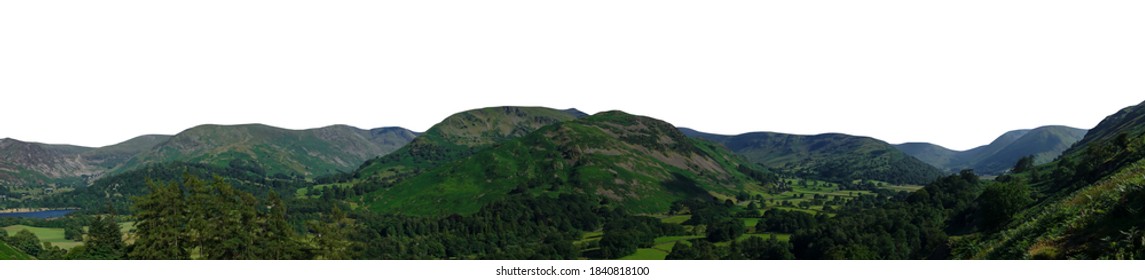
129;176;315;260
618;248;668;260
0;239;34;260
361;111;778;216
38;161;309;214
948;105;1145;259
354;106;581;181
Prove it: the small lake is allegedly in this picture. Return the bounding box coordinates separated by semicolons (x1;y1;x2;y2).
0;209;77;219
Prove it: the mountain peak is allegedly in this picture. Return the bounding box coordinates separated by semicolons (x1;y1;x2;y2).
563;108;589;118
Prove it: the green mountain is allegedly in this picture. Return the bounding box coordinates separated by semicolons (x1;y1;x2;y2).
360;111;776;216
680;129;943;185
959;100;1145;259
353;106;585;181
896;126;1087;174
120;124;417;177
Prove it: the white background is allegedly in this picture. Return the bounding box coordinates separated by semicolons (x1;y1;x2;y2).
2;1;1143;150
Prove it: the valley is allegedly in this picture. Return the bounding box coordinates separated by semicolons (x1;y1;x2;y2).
3;102;1144;260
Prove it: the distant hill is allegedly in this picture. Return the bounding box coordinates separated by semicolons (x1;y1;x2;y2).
0;124;416;186
896;126;1087;174
682;129;943;185
360;111;776;216
120;124;418;177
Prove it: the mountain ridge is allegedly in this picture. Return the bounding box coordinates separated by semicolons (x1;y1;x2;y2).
896;125;1087;174
681;128;943;185
0;124;417;186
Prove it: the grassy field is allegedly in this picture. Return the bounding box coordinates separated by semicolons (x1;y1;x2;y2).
653;235;704;244
657;215;691;224
618;248;669;260
879;185;924;192
2;225;80;249
742;218;760;228
5;222;136;250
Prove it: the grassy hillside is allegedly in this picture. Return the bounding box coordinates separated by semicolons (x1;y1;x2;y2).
361;111;777;216
0;240;33;260
685;130;943;185
119;124;416;177
952;101;1145;259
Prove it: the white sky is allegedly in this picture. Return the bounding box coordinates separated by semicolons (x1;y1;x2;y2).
2;1;1143;151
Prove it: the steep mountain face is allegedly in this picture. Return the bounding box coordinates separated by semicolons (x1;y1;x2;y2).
682;129;944;185
1070;100;1145;150
0;138;97;185
964;100;1145;259
354;106;583;180
362;111;775;216
121;124;417;177
897;126;1087;174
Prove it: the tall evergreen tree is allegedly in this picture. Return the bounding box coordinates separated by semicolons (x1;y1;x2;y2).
253;190;304;259
129;180;190;260
86;214;125;259
199;177;258;260
310;207;357;260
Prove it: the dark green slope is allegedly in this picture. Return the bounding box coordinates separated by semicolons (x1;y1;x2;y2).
362;111;775;216
683;129;943;185
119;124;416;177
353;106;582;181
897;126;1086;174
961;100;1145;259
1070;100;1145;150
0;240;34;260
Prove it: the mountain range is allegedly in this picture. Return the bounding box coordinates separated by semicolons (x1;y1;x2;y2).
1;106;1090;189
895;126;1087;175
6;100;1145;260
0;124;417;186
